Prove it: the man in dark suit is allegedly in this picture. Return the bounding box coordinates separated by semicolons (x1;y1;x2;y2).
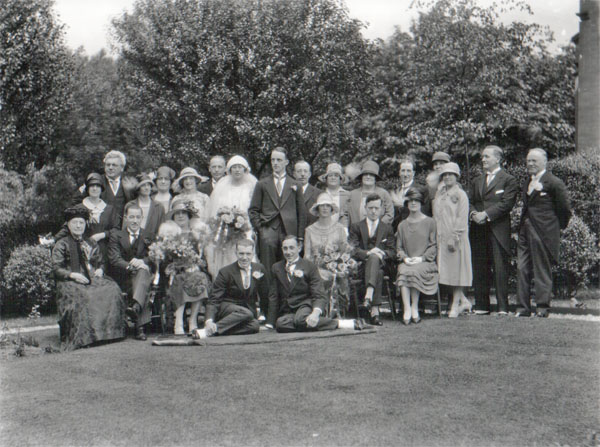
391;159;431;230
348;193;396;326
516;148;571;317
266;236;366;332
294;160;321;226
248;146;307;284
108;202;154;340
468;145;518;315
198;155;226;195
192;239;268;339
94;150;136;219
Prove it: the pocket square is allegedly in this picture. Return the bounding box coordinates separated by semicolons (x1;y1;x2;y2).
495;189;504;194
540;192;547;196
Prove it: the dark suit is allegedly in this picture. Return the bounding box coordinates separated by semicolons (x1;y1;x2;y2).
468;169;518;312
302;183;322;226
198;179;215;196
206;262;269;335
248;175;307;283
348;219;396;306
267;258;338;332
101;176;135;218
391;182;432;230
517;171;571;312
123;199;166;242
108;229;155;326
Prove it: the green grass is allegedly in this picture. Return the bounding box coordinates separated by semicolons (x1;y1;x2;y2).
0;314;58;330
1;317;599;446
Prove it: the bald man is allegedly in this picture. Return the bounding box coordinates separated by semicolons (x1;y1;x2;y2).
516;148;571;317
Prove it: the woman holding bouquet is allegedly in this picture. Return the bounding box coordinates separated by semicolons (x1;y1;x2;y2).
52;205;125;349
205;155;257;279
304;193;352;316
432;163;472;318
396;188;439;325
161;199;211;335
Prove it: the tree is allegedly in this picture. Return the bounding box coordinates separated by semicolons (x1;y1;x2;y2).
362;0;576;179
0;0;75;172
111;0;374;176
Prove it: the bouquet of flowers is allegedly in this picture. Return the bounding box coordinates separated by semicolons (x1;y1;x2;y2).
209;206;251;247
148;234;208;297
312;241;358;317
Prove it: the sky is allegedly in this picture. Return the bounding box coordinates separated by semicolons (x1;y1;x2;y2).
53;0;580;55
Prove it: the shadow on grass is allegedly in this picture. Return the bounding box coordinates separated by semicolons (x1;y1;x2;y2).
1;317;599;446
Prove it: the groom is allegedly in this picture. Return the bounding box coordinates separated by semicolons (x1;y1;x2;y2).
192;239;269;339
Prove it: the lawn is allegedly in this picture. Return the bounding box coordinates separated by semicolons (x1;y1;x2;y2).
1;316;599;447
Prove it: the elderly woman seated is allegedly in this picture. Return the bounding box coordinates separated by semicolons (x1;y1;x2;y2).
395;188;439;325
52;205;125;349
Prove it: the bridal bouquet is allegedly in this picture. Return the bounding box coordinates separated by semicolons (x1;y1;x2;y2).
313;241;358;277
209;206;251;247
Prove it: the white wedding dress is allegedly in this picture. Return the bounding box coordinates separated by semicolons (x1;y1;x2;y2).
205;174;257;279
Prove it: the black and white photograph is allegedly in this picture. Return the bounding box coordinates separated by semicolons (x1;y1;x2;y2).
1;0;598;445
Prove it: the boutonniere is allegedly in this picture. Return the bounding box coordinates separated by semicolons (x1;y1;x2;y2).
290;184;297;191
293;269;304;278
252;271;264;279
450;194;459;204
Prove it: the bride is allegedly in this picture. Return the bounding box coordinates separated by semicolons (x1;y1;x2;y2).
205;155;257;279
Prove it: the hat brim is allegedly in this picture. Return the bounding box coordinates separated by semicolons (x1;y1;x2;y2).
309;201;340;217
358;171;381;181
86;181;104;190
166;208;193;220
318;172;348;184
175;174;209;188
136;179;156;190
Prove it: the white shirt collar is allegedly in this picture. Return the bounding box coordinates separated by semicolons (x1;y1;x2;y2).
302;183;309;193
487;167;501;176
532;169;546;181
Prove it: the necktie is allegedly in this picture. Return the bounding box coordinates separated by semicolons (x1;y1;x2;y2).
110;179;118;194
286;262;295;281
486;173;494;186
242;268;250;289
130;233;138;246
368;221;375;238
527;176;537;195
276;177;283;196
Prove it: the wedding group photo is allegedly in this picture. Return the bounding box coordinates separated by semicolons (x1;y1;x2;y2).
1;0;599;446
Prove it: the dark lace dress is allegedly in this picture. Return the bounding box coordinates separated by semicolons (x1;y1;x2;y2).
52;234;125;350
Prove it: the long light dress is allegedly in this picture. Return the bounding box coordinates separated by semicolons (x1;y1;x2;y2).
304;221;349;315
433;184;472;287
205;175;257;279
396;216;438;295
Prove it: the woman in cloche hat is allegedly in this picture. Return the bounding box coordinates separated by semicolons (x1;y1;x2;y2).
172;167;210;222
432;162;473;318
318;163;351;226
123;173;165;241
51;204;125;350
347;160;395;226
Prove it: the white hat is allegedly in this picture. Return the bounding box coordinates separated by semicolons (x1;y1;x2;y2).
309;193;340;216
226;155;251;174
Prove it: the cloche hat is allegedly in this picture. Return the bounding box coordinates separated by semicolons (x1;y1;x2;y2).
309;193;340;216
318;163;347;184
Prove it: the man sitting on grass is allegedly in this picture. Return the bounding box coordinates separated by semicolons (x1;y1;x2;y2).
266;236;368;333
192;239;268;339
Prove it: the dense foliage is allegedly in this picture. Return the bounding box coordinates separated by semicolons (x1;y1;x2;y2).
0;0;75;172
112;0;374;176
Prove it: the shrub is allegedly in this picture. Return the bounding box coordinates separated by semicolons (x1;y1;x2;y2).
1;244;55;315
553;215;600;299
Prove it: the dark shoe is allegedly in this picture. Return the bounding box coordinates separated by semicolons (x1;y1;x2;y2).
536;308;550;318
135;326;147;341
402;319;411;326
411;317;421;324
126;302;142;322
371;315;383;326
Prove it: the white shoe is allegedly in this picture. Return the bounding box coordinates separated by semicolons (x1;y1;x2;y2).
258;314;266;322
191;328;207;339
448;308;459;318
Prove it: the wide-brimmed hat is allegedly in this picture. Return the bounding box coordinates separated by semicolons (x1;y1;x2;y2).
439;162;461;179
156;166;176;181
309;193;340;216
166;198;197;220
318;163;347;184
64;204;89;222
405;188;425;204
226;155;251;174
432;151;451;163
173;167;209;189
358;160;381;181
136;173;156;191
85;173;104;190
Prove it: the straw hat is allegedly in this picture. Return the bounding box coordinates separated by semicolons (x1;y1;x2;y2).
318;163;347;184
173;167;209;189
309;193;340;216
